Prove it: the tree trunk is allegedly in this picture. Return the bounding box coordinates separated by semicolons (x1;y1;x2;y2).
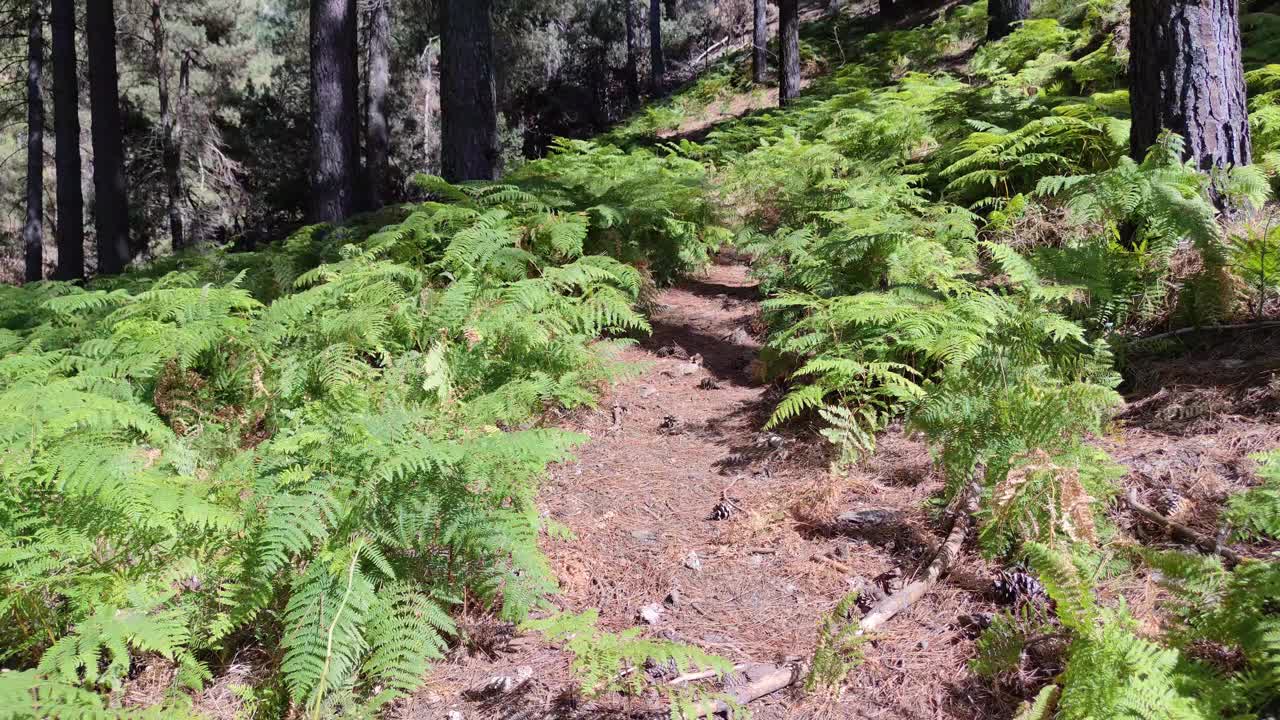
365;0;392;209
1129;0;1251;208
86;0;131;274
779;0;800;106
827;0;842;16
664;0;680;20
441;0;499;182
625;0;639;105
309;0;359;223
752;0;767;84
987;0;1030;40
420;39;440;174
649;0;665;91
151;0;185;251
51;0;83;281
24;0;44;283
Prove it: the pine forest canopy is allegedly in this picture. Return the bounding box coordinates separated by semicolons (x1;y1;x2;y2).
0;0;1279;718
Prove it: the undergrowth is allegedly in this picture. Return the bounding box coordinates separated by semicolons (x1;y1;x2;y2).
0;142;725;717
616;0;1280;716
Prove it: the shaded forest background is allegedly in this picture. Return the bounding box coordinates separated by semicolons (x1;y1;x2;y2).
0;0;759;279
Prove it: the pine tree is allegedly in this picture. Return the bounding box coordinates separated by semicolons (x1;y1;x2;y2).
50;0;83;281
441;0;499;181
23;0;43;282
365;0;392;209
649;0;665;91
150;0;185;250
1130;0;1251;208
86;0;132;273
779;0;801;106
987;0;1031;40
624;0;640;105
309;0;360;222
752;0;768;84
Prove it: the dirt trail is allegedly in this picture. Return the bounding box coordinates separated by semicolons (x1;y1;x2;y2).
402;257;1002;720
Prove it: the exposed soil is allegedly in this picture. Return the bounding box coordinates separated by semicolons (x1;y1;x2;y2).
394;257;1010;720
392;265;1280;720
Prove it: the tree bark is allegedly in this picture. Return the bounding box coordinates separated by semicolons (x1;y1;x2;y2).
51;0;83;281
151;0;185;250
24;0;44;283
752;0;768;84
624;0;639;106
441;0;499;182
1129;0;1251;209
649;0;665;91
86;0;131;274
987;0;1030;40
309;0;359;222
364;0;392;209
779;0;800;106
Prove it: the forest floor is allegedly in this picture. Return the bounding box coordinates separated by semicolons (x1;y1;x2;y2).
386;256;1280;720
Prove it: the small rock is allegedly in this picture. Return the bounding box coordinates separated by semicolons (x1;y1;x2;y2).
725;327;753;345
639;385;658;398
683;551;702;571
639;603;665;625
917;639;929;650
631;528;658;543
677;362;701;376
690;353;704;366
664;588;681;607
446;711;465;720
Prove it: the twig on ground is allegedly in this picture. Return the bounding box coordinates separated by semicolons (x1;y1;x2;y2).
686;662;807;717
1123;489;1240;566
857;485;977;634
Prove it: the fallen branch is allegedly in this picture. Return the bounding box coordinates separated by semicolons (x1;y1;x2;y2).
690;36;730;67
858;487;977;634
1123;489;1240;566
686;662;806;717
678;490;976;716
666;664;748;686
1129;320;1280;345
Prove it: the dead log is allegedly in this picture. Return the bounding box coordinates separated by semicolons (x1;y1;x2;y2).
858;487;977;633
1123;489;1240;566
686;661;806;717
1131;320;1280;344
